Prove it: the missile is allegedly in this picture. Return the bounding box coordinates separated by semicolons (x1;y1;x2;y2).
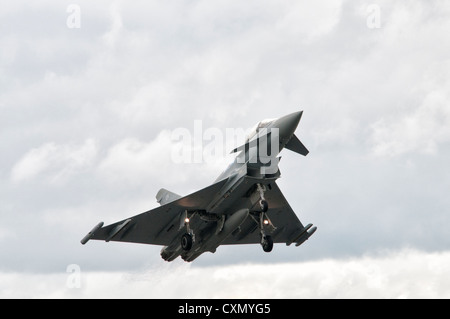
185;208;249;258
162;209;249;262
80;222;104;245
286;223;313;246
295;226;317;247
204;208;249;251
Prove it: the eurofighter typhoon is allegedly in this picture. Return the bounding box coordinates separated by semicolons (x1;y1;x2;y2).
81;111;317;262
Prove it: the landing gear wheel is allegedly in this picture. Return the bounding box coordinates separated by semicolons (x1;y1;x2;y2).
259;200;269;213
261;235;273;253
181;233;193;251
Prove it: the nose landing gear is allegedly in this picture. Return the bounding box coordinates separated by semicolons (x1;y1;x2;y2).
257;183;269;213
259;199;269;213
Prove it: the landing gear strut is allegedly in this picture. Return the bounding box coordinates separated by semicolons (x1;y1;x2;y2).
259;211;274;253
181;211;194;251
259;199;268;213
257;184;269;212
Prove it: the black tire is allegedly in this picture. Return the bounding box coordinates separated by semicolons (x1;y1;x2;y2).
181;233;193;251
260;200;269;212
262;235;273;253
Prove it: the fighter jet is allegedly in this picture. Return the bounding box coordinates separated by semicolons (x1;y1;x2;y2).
81;111;317;262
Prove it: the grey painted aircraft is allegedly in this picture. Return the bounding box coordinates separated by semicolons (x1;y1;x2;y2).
81;111;317;262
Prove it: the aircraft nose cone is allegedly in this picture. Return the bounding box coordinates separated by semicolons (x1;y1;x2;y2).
274;111;303;142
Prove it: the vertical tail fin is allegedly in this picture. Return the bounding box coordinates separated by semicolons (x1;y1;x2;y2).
156;189;182;206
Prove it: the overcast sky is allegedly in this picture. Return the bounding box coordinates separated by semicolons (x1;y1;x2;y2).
1;0;450;298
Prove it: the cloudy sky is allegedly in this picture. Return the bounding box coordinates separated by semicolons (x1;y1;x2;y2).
1;0;450;298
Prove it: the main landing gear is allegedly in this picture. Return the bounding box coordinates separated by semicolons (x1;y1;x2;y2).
256;183;274;253
261;235;273;252
181;212;194;251
181;233;193;251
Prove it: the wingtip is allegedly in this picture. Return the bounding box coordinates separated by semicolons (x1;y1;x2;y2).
80;221;104;245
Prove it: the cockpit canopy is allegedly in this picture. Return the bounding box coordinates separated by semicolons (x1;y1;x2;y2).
245;118;276;142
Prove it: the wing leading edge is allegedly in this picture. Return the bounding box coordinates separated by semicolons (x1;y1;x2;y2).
222;181;316;247
81;177;316;257
81;178;228;246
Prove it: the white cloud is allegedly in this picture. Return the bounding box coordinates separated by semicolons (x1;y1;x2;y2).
97;131;184;186
0;227;13;242
2;0;450;284
349;1;450;157
370;87;450;157
103;2;123;47
275;0;343;41
10;139;97;184
96;128;233;190
1;249;449;298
